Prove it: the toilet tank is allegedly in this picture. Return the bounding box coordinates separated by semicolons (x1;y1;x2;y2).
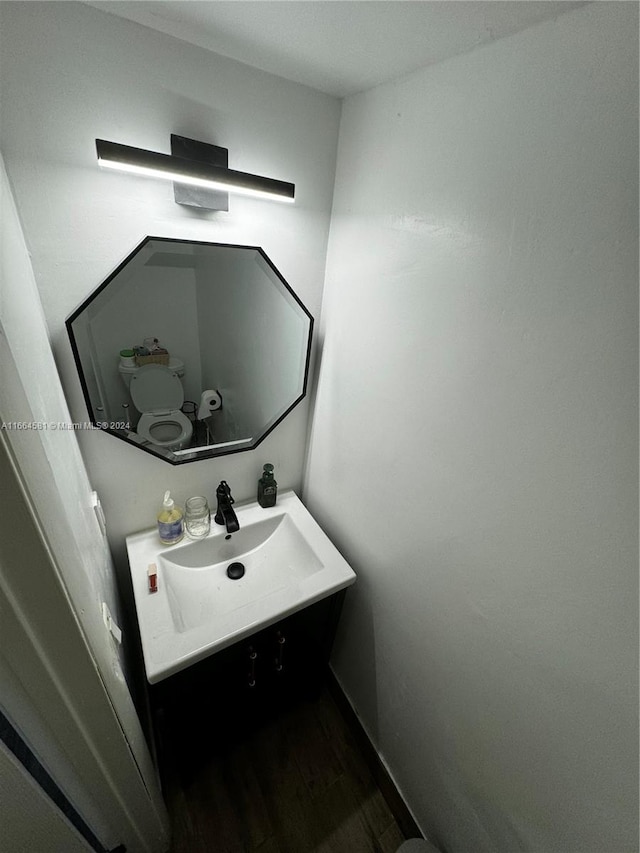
119;357;185;390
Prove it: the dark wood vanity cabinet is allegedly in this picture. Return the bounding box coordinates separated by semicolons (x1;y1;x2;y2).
148;591;346;768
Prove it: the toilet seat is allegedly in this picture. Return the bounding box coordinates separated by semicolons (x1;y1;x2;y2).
130;364;192;450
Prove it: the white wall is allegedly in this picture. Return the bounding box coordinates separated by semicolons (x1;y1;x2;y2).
1;154;168;851
0;156;121;660
305;4;638;852
0;1;340;579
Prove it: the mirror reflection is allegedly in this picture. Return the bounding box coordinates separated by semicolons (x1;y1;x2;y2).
66;238;313;464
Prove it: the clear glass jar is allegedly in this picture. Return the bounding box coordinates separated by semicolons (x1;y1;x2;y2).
184;495;210;540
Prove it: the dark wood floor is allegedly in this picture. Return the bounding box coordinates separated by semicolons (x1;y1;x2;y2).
160;685;407;853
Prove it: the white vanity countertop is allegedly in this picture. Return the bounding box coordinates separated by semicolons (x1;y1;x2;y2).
126;490;356;684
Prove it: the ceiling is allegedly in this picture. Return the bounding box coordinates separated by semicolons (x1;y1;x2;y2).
86;1;588;98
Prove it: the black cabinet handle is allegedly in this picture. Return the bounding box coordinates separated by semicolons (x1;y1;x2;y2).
275;631;285;672
247;645;257;687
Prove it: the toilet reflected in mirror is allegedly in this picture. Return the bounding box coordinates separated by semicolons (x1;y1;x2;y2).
122;363;193;451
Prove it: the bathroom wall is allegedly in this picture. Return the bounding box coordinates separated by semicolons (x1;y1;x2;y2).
1;153;168;851
0;2;340;583
305;4;638;852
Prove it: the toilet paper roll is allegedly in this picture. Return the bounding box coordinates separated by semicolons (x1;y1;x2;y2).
198;389;222;419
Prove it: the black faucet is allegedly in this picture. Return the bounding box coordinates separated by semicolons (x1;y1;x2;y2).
214;480;239;533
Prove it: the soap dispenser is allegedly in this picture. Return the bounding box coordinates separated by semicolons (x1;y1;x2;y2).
157;490;184;545
257;463;277;508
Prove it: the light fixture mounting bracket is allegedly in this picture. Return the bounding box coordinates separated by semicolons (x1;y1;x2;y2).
170;134;229;211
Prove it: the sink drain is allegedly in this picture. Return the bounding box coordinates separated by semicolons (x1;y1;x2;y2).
226;562;245;580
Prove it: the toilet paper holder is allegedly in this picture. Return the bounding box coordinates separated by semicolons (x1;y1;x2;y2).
198;389;223;419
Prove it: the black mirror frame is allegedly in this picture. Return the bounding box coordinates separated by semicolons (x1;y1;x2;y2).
65;236;314;465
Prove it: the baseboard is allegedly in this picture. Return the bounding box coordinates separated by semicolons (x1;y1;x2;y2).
325;666;423;841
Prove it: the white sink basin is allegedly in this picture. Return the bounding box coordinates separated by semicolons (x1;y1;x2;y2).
126;490;356;683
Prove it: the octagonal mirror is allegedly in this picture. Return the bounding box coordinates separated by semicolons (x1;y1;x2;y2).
66;237;313;464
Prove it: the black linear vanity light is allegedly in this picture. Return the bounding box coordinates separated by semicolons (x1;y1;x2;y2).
95;136;295;206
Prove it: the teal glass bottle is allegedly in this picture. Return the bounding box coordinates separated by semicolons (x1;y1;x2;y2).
257;463;277;508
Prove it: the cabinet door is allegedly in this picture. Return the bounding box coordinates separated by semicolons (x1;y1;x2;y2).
149;592;346;767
